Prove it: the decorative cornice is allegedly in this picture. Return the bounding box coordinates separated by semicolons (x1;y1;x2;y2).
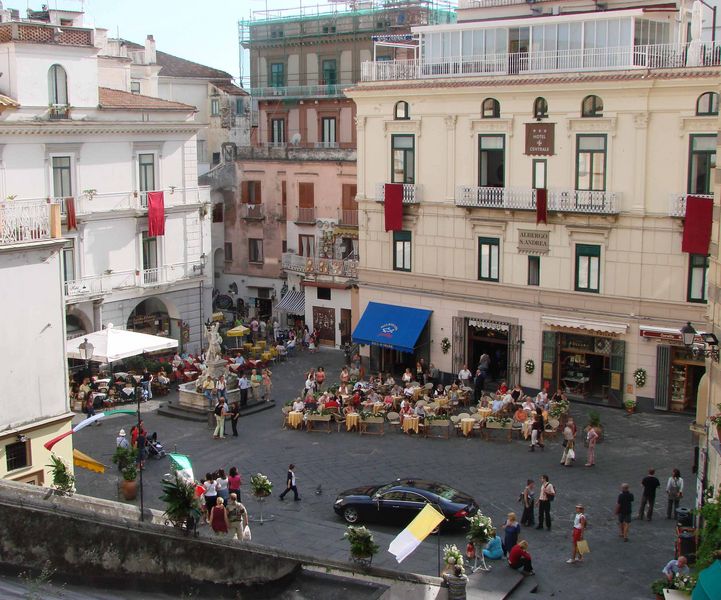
0;121;200;136
470;117;514;137
383;119;421;138
567;117;617;137
679;114;718;135
566;225;611;242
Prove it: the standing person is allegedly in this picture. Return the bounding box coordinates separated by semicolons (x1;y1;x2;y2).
226;493;248;541
458;364;472;388
529;414;544;451
140;369;153;400
502;512;521;557
616;483;634;542
228;466;242;501
567;504;587;564
639;468;661;521
216;375;227;401
116;429;130;449
250;317;259;342
259;319;267;342
202;473;218;523
216;469;230;504
229;401;240;437
249;368;263;402
520;479;535;526
478;352;491;379
560;423;575;467
210;496;229;536
272;318;280;343
473;369;485;404
585;425;599;467
665;469;684;520
536;474;555;531
213;397;228;439
238;373;250;408
314;367;325;392
279;463;300;501
507;540;534;575
136;428;147;470
428;363;440;388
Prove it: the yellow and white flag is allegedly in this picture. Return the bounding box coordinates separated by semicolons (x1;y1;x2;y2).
388;503;445;563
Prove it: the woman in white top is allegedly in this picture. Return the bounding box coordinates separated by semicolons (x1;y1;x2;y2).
216;469;230;504
568;504;587;563
402;368;413;384
203;473;219;523
292;398;305;412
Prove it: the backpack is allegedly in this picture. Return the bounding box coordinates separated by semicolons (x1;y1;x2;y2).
668;478;681;498
214;403;223;416
544;483;555;502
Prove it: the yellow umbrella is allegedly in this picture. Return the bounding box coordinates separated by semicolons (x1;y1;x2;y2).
73;449;105;474
226;325;250;337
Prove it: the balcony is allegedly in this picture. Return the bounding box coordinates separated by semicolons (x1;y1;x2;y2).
340;209;358;227
669;193;714;217
239;203;265;220
0;22;94;46
361;42;721;82
455;187;619;215
0;200;52;245
249;83;352;100
46;187;210;216
64;261;205;301
375;183;421;204
295;207;316;224
282;252;358;279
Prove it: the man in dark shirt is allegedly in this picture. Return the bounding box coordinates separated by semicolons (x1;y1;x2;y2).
639;468;661;521
617;483;634;542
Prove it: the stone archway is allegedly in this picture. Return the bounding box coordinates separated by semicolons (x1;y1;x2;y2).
66;307;92;339
127;297;172;337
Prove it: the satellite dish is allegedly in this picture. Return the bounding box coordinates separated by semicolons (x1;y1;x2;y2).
290;132;302;146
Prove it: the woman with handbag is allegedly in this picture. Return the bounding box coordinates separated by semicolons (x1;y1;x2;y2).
567;504;587;564
520;480;536;526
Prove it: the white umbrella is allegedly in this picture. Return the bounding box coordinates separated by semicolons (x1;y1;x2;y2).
66;323;178;363
688;1;705;66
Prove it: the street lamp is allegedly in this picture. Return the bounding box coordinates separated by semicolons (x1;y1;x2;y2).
78;338;94;372
680;322;720;362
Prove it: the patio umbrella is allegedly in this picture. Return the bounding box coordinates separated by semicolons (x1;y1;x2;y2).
226;325;250;349
66;323;177;363
693;560;721;600
168;453;195;483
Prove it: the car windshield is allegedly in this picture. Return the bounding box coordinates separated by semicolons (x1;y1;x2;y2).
412;481;467;502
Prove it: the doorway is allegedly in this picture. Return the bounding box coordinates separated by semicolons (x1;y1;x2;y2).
340;308;352;346
468;325;508;384
508;27;530;74
313;306;336;346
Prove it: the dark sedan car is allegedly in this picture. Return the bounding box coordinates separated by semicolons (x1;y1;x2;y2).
334;479;479;528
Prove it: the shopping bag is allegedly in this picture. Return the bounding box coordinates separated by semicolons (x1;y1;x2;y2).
242;524;252;541
576;539;590;555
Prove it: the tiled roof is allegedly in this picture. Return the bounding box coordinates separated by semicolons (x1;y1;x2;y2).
211;80;248;96
347;68;721;94
98;87;196;111
122;40;234;79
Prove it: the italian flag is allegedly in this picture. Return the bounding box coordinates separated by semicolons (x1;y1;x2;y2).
388;503;445;563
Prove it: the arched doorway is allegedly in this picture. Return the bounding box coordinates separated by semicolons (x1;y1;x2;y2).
66;314;87;339
127;297;172;337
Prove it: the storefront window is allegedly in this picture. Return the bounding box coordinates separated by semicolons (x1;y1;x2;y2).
687;254;709;303
575;244;600;293
670;347;704;411
559;333;612;400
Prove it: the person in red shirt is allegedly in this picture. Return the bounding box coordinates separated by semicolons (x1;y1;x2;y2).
508;540;534;575
315;367;326;391
324;395;339;409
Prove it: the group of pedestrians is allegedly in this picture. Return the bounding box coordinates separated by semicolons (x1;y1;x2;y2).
201;467;250;541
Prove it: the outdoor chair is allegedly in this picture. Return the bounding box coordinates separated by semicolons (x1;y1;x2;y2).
386;411;401;432
281;406;291;429
544;417;560;440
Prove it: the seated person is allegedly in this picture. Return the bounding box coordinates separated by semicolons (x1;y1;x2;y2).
383;393;394;408
535;390;549;410
434;384;446;398
172;353;183;367
508;541;533;575
367;390;381;404
448;384;460;406
338;382;350;396
414;403;426;418
157;371;170;386
234;353;246;366
482;530;504;561
491;395;505;414
292;398;305;412
324;395;340;410
551;387;567;403
351;391;362;409
304;392;318;412
286;338;296;352
342;403;356;416
79;378;92;396
497;381;509;395
399;402;414;423
510;383;524;403
121;382;135;399
522;397;536;413
501;393;514;411
384;374;396;386
403;384;414;398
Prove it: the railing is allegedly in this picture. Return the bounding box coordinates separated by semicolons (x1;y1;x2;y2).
464;0;529;6
282;252;358;279
296;207;316;223
0;200;51;245
0;22;94;46
375;183;421;204
45;187;210;215
51;196;68;215
314;141;340;149
361;42;721;82
455;187;619;214
668;192;714;217
64;261;205;299
249;83;352;100
239;203;265;220
340;209;358;227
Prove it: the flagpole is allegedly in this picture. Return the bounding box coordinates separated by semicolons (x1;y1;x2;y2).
437;526;441;576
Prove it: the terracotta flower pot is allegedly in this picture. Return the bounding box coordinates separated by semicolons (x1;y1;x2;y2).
120;479;137;501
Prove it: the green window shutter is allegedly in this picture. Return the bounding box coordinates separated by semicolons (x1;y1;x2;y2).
542;331;557;387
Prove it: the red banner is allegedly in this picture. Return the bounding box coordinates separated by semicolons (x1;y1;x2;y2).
65;197;77;231
147;191;165;237
682;195;713;254
384;183;404;232
536;188;547;225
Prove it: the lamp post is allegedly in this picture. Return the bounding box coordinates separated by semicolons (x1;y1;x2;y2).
136;357;145;522
680;322;720;363
78;338;94;375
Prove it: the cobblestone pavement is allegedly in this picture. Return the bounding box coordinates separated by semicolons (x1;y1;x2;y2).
73;347;694;599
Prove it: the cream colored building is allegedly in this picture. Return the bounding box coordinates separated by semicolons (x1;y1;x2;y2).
349;0;720;410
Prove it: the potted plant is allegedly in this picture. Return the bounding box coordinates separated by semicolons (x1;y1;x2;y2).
623;398;637;414
120;462;138;500
160;473;202;534
466;513;493;547
442;544;465;575
250;473;272;498
651;578;669;600
345;525;379;566
47;454;75;497
112;446;137;472
549;399;570;420
585;410;603;442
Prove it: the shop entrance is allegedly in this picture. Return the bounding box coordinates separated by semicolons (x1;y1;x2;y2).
468;325;508;383
670;347;705;412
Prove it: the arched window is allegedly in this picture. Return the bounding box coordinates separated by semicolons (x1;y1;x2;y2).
48;64;68;106
696;92;719;116
482;98;500;119
581;95;603;118
533;97;548;119
394;101;409;120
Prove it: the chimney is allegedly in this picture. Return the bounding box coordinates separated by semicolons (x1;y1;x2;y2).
144;34;156;64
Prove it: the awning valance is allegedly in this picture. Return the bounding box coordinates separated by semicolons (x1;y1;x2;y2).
542;315;628;336
353;302;432;353
276;290;305;315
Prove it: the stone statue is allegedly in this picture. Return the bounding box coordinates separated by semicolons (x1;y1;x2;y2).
205;322;223;363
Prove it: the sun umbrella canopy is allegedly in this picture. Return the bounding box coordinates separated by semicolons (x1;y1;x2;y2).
73;449;105;474
226;325;250;337
65;323;177;363
168;453;194;483
693;560;721;600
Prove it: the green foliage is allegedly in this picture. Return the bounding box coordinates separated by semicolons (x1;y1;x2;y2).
121;463;138;482
694;486;721;573
111;446;138;472
160;474;202;528
121;356;171;374
549;399;569;419
18;561;62;600
250;473;273;497
466;513;494;545
650;578;669;595
588;410;601;427
345;526;379;557
47;454;75;496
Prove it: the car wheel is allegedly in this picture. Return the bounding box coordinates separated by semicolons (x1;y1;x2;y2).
343;506;360;524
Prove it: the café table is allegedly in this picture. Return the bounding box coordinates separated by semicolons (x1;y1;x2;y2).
372;402;385;415
478;407;492;419
402;415;419;434
287;411;304;429
461;418;476;437
346;413;360;431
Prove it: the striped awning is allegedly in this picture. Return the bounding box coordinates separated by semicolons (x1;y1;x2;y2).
542;315;628;336
276;290;305;315
0;94;19;109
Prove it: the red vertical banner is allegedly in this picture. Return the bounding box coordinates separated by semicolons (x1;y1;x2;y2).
682;195;713;254
384;183;403;232
65;197;77;231
536;188;547;225
147;191;165;237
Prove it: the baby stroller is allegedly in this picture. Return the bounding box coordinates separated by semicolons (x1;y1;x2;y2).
146;432;166;460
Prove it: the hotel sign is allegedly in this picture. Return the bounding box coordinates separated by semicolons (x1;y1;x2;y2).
518;230;549;255
525;123;555;156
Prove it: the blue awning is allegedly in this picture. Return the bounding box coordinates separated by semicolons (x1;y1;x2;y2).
352;302;432;353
